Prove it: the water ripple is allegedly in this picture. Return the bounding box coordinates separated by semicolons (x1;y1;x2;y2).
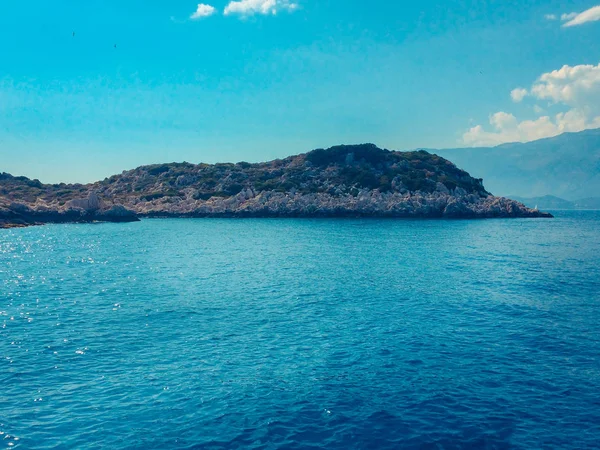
1;213;600;448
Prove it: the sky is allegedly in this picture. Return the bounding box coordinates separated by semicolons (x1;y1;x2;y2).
1;0;600;183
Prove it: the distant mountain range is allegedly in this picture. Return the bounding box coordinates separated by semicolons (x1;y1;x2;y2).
433;128;600;201
510;195;600;210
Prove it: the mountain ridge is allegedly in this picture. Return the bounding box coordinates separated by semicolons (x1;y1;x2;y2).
511;195;600;210
433;128;600;200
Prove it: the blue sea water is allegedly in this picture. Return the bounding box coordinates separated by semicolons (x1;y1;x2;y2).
1;211;600;449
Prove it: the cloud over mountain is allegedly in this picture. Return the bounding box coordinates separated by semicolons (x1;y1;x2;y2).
463;63;600;146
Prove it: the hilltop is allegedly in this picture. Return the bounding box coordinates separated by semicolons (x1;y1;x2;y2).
0;144;550;227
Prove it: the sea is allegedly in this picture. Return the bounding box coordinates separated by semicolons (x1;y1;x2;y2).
1;211;599;449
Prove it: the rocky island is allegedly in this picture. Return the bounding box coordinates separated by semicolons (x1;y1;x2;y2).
0;144;551;228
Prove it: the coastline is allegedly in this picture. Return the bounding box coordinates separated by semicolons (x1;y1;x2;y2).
1;207;553;230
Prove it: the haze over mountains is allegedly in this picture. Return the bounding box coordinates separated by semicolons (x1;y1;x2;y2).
434;128;600;202
508;195;600;211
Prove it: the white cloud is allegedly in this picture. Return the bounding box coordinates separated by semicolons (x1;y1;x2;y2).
544;14;557;20
224;0;298;16
562;5;600;27
191;3;217;19
529;63;600;107
533;105;544;114
510;87;528;102
561;12;578;21
462;63;600;146
463;111;600;146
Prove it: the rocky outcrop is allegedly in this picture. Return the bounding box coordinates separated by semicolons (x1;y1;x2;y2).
96;205;140;222
0;193;139;228
67;192;101;211
0;144;552;228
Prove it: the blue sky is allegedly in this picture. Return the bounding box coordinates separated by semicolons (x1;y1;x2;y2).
1;0;600;183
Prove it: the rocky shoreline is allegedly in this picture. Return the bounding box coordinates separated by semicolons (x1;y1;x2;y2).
0;207;140;229
134;189;552;219
0;189;551;229
0;194;139;229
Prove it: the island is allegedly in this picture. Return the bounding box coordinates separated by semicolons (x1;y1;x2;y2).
1;144;552;228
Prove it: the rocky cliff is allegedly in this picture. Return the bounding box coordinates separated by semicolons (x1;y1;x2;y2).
0;144;551;228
